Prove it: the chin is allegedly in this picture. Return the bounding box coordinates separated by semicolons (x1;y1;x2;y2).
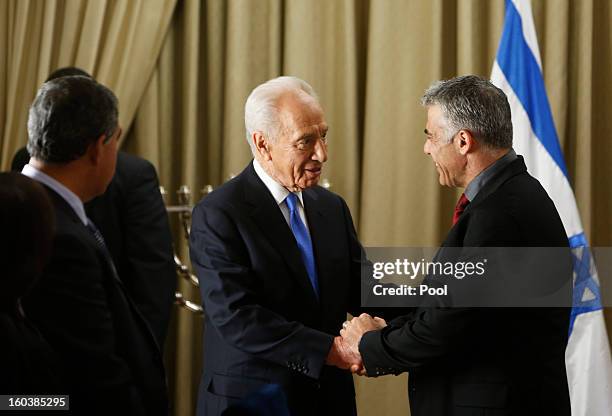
300;179;319;190
438;177;451;187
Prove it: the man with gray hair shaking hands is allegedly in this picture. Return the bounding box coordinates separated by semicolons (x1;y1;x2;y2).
190;76;370;416
341;75;571;416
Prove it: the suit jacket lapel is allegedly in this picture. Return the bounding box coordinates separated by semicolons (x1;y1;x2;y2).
443;156;528;247
44;187;123;282
45;186;163;352
242;163;319;306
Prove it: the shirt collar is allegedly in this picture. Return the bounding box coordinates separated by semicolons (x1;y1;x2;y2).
464;148;517;201
252;159;304;207
21;164;89;226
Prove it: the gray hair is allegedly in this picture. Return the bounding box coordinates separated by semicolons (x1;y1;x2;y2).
421;75;512;149
244;76;319;154
27;75;118;163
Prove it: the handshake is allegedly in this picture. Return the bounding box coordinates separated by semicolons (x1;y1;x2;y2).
325;313;387;376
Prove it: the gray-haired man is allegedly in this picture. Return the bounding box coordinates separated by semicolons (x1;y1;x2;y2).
22;76;168;415
341;75;571;416
190;76;371;416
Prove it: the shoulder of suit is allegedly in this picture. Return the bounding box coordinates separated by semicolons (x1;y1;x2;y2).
487;171;544;205
115;151;156;176
193;174;244;210
106;152;159;197
50;206;101;256
467;171;547;225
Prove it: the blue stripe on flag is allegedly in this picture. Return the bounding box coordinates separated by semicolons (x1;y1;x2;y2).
496;0;569;178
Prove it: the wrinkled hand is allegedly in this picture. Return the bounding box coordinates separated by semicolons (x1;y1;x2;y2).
339;314;387;375
325;336;363;373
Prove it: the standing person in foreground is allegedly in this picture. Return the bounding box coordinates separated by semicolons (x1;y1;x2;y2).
189;76;370;416
21;76;168;415
12;66;176;351
0;172;61;394
341;75;572;416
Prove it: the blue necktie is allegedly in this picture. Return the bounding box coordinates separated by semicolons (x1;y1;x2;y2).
285;193;319;297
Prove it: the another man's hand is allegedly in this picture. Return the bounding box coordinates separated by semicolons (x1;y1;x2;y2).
339;314;387;375
326;336;363;373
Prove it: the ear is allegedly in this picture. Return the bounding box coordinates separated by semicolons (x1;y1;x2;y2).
456;130;476;156
87;134;107;165
253;132;272;161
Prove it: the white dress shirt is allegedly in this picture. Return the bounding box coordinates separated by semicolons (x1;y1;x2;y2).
22;164;88;226
252;159;310;233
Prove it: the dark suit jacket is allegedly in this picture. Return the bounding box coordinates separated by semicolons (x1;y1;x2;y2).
12;148;176;350
359;156;572;416
189;162;364;416
22;188;169;415
85;151;176;349
0;311;62;394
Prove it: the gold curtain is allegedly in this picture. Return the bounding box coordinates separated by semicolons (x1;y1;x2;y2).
2;0;611;415
131;1;611;415
0;0;176;168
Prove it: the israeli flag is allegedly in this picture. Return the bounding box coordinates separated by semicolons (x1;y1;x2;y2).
490;0;612;414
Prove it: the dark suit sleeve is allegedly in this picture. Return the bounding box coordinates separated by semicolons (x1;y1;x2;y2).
121;159;176;349
189;203;333;379
24;232;145;414
359;208;521;376
359;307;480;376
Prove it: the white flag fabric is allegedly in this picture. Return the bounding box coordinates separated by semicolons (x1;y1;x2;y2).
490;0;612;414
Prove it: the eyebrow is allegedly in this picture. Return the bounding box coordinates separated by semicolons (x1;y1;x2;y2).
297;128;328;141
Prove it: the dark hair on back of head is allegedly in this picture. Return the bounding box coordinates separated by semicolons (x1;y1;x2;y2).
45;67;92;82
27;76;118;163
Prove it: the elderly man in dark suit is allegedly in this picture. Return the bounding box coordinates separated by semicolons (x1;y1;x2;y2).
12;66;176;350
341;75;572;416
189;76;369;416
21;76;168;415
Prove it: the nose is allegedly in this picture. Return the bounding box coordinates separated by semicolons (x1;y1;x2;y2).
312;137;328;163
423;139;430;155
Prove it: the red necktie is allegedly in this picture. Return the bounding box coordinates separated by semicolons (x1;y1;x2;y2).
452;193;470;225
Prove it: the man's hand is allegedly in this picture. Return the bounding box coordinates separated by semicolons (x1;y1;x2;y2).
326;336;363;373
339;314;387;375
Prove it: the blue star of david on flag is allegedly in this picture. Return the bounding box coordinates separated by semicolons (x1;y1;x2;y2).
569;234;602;333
